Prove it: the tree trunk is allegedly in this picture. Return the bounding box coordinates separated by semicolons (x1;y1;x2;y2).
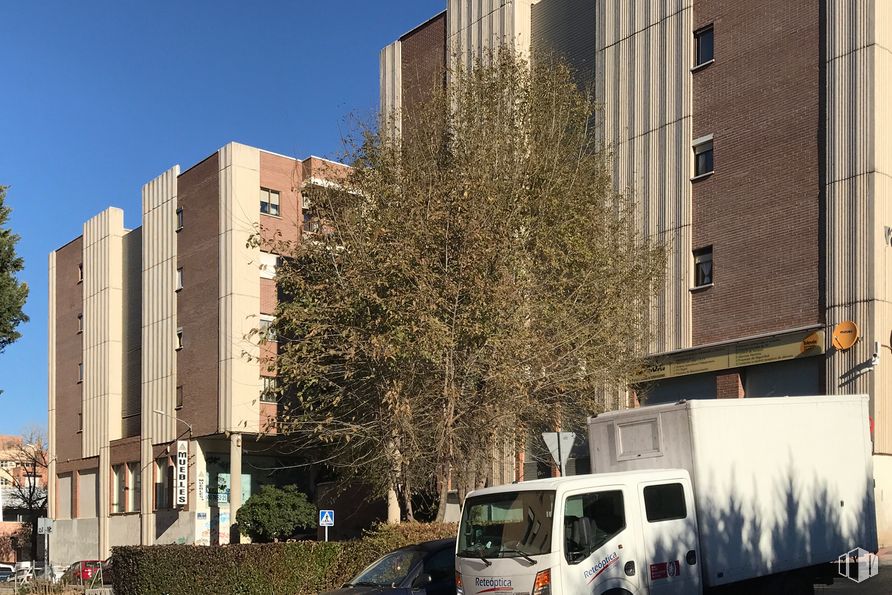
434;462;451;522
400;477;415;522
386;486;401;524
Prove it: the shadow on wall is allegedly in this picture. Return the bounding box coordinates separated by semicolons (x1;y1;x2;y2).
647;461;876;592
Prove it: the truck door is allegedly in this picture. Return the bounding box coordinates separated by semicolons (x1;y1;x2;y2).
559;487;641;594
637;479;701;595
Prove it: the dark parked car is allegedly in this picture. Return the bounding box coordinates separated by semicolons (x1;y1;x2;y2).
323;538;456;595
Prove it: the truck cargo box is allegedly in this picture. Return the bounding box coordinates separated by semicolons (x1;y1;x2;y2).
587;395;877;587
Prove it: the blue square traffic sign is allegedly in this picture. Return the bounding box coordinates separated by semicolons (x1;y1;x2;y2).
319;509;335;527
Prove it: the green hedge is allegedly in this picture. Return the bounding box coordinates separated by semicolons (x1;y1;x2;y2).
111;522;457;595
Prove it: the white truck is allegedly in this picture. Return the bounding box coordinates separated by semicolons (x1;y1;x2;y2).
455;395;878;594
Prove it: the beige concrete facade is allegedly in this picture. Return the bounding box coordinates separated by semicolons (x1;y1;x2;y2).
595;0;693;354
218;143;261;435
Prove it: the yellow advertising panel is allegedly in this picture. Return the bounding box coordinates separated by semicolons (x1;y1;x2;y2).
632;330;825;383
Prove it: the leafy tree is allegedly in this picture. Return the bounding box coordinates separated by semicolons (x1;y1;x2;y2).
3;427;48;559
0;186;27;355
236;485;316;543
267;49;665;521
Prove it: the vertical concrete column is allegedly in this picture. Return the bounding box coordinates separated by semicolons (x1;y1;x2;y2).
98;445;110;560
229;433;242;542
48;252;57;520
140;437;154;545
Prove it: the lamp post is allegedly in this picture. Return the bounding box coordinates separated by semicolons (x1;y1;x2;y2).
152;409;193;438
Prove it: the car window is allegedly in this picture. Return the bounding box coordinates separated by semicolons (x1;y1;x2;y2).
351;549;424;587
564;490;626;564
423;548;455;583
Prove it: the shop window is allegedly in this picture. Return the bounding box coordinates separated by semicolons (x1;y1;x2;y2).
112;464;126;514
155;459;172;510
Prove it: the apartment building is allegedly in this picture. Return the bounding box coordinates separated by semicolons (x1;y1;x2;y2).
383;0;892;544
47;143;345;565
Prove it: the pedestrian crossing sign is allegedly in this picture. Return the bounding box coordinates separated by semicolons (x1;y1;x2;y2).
319;509;335;527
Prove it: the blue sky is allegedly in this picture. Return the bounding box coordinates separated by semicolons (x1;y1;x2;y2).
0;1;444;435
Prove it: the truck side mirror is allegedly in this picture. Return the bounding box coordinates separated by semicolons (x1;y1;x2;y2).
411;573;433;588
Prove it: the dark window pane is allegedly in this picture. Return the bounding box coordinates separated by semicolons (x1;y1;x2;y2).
643;483;687;522
563;490;626;564
694;143;714;176
423;548;455;583
696;27;714;65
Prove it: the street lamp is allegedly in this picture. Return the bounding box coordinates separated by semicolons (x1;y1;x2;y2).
152;409;193;438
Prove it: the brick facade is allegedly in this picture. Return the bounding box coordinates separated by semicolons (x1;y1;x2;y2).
691;0;823;345
54;238;84;463
176;154;221;437
400;13;446;126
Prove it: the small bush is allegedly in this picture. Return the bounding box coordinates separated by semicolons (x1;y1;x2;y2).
236;485;316;542
112;522;457;595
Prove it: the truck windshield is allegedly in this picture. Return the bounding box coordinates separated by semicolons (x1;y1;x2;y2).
458;490;555;558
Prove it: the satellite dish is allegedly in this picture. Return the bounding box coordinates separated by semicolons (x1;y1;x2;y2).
832;321;860;351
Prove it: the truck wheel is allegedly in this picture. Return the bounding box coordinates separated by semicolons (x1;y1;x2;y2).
779;573;814;595
602;590;633;595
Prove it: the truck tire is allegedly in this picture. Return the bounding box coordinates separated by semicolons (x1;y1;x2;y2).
602;590;633;595
778;573;814;595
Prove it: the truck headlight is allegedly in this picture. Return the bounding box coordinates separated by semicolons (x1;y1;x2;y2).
532;568;551;595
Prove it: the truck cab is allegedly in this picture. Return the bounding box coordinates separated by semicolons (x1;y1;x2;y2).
456;469;701;595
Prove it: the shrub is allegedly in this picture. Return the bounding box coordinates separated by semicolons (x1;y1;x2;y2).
111;522;457;595
236;485;316;542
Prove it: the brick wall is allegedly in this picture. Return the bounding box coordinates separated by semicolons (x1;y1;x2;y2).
691;0;822;345
400;13;446;126
54;238;84;462
176;154;221;437
716;370;745;398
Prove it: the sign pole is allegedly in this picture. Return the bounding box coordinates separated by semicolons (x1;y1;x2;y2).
556;435;563;477
325;525;328;542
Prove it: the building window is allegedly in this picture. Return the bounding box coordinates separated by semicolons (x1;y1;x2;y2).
176;328;183;351
694;246;713;287
261;376;278;402
78;413;83;432
127;462;141;512
77;313;83;333
259;315;276;342
176;207;184;231
260;188;280;216
77;363;84;383
694;25;714;67
693;137;714;178
176;267;183;292
155;458;172;510
77;263;83;283
112;464;126;514
302;207;320;235
176;385;184;409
